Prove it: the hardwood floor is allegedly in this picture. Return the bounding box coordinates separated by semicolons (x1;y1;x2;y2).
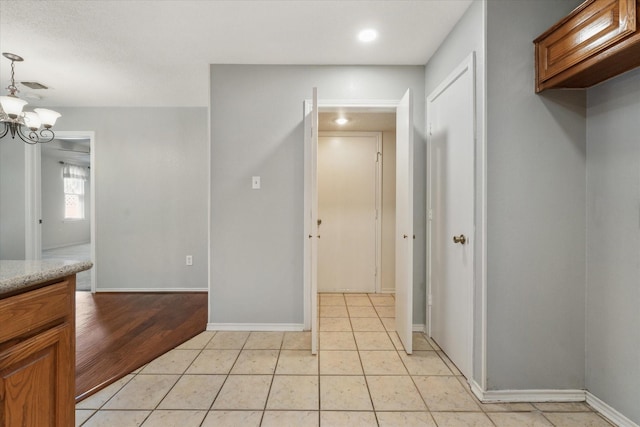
75;292;207;402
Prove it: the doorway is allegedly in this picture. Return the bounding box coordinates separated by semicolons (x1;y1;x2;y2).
25;131;97;292
304;90;414;354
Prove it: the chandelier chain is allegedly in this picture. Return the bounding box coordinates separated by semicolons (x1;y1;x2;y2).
7;60;18;96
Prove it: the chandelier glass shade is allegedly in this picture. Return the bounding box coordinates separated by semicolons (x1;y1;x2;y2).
0;52;61;144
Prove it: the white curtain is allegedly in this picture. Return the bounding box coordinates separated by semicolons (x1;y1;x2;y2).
62;164;88;181
62;164;87;219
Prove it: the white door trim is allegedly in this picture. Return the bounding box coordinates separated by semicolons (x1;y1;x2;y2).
318;131;383;294
25;131;97;293
426;52;477;381
24;144;41;260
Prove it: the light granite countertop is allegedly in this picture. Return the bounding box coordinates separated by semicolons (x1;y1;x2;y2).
0;259;93;297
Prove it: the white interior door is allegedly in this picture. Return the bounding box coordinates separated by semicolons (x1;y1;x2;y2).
317;133;380;293
428;54;475;379
395;89;414;354
303;88;319;354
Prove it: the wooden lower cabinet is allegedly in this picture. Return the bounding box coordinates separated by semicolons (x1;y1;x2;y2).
0;277;75;427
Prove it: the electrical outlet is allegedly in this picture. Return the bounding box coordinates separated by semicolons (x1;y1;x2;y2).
186;255;193;266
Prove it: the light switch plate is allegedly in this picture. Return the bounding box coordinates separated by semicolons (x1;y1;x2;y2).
252;176;261;189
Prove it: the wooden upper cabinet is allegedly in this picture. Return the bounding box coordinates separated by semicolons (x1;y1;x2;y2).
535;0;640;92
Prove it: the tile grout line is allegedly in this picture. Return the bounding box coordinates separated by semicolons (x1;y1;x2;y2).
78;350;150;426
364;292;383;426
142;331;219;427
200;332;246;424
257;332;284;426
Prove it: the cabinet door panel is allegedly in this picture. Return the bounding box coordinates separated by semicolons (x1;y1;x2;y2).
0;323;73;427
537;0;637;82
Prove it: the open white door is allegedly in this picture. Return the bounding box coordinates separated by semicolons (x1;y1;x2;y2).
395;89;414;354
303;88;319;354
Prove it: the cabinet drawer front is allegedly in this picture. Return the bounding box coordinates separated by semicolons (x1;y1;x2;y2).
537;0;637;82
0;281;71;343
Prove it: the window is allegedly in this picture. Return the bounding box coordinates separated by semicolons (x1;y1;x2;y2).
63;165;88;220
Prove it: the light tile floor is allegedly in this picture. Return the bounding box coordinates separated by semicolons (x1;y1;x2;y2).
76;293;615;427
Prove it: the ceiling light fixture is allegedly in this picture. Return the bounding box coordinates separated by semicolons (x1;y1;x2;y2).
334;117;349;125
358;29;378;43
0;52;61;144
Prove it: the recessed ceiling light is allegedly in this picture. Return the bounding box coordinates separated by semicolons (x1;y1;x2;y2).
358;29;378;43
334;117;349;125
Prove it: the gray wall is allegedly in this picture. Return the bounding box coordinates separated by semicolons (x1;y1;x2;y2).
53;107;208;291
210;65;425;325
485;0;586;390
41;153;91;249
424;0;485;384
425;2;638;421
0;141;25;259
586;68;640;425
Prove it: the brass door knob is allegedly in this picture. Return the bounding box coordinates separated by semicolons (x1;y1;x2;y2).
453;234;466;245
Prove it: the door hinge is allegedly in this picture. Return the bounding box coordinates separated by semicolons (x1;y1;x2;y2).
376;152;382;163
428;123;433;136
428;209;433;221
428;294;433;306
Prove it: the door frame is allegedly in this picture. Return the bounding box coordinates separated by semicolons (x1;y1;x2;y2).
426;52;479;382
317;131;383;294
25;131;97;293
303;98;400;331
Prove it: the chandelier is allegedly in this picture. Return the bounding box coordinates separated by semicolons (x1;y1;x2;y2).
0;52;61;144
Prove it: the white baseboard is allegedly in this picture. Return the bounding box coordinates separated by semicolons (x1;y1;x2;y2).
208;323;424;333
468;381;636;427
95;288;207;292
587;392;639;427
43;240;91;251
208;323;305;332
474;386;586;403
469;379;485;401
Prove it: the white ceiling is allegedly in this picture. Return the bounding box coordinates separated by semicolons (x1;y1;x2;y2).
0;0;472;108
41;138;91;167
